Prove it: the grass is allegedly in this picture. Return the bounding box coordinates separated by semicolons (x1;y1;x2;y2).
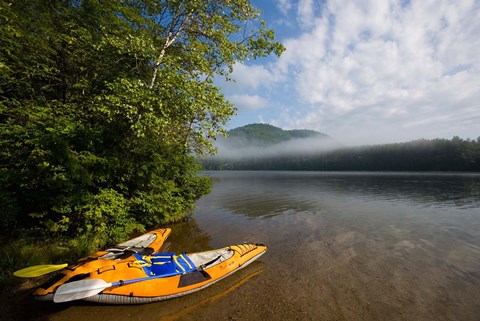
0;232;104;290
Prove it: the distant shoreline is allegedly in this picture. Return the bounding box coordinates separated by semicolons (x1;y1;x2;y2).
202;170;480;174
202;137;480;172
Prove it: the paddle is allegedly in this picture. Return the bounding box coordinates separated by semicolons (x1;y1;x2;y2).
13;263;69;278
13;247;142;278
53;270;182;303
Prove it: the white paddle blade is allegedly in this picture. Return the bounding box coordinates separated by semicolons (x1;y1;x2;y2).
54;279;112;303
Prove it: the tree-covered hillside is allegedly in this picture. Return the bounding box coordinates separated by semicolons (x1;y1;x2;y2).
223;123;329;147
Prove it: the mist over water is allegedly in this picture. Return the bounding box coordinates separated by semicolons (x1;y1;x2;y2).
213;136;342;159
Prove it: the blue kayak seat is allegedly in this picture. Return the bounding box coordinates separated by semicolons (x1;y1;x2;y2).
172;253;197;273
135;253;196;276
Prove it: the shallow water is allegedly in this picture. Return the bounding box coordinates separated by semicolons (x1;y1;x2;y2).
15;171;480;320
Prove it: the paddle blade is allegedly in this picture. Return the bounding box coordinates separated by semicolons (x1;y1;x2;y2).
54;279;112;303
13;263;68;278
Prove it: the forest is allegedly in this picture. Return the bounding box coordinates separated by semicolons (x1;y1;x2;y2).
203;137;480;171
0;0;283;282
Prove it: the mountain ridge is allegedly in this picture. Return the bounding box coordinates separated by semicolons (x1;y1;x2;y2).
225;123;329;147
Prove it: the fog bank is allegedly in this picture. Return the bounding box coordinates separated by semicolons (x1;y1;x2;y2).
213;136;342;160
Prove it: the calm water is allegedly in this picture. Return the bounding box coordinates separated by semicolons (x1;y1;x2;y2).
17;171;480;321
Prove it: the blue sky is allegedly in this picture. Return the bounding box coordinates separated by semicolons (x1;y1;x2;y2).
219;0;480;145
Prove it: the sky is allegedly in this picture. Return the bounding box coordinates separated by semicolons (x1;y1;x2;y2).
219;0;480;146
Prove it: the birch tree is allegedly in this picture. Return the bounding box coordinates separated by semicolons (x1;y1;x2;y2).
0;0;283;244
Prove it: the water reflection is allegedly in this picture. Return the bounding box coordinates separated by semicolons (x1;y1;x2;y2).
193;171;480;320
204;171;480;219
158;261;264;321
162;218;213;253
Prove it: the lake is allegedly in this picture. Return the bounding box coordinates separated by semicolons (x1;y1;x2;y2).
21;171;480;321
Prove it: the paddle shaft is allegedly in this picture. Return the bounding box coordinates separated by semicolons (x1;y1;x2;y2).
111;270;180;286
54;270;183;303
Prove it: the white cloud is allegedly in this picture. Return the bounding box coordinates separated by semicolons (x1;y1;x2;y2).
228;94;268;111
297;0;316;29
230;62;280;90
275;0;292;16
271;0;480;144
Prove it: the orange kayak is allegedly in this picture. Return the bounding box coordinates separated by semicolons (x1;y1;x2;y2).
38;241;267;304
33;228;171;301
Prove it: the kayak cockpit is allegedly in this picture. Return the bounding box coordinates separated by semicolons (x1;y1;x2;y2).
134;248;234;277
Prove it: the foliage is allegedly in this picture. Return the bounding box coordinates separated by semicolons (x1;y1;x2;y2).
203;136;480;172
0;0;283;245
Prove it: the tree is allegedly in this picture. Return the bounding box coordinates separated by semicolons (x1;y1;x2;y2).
0;0;284;245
